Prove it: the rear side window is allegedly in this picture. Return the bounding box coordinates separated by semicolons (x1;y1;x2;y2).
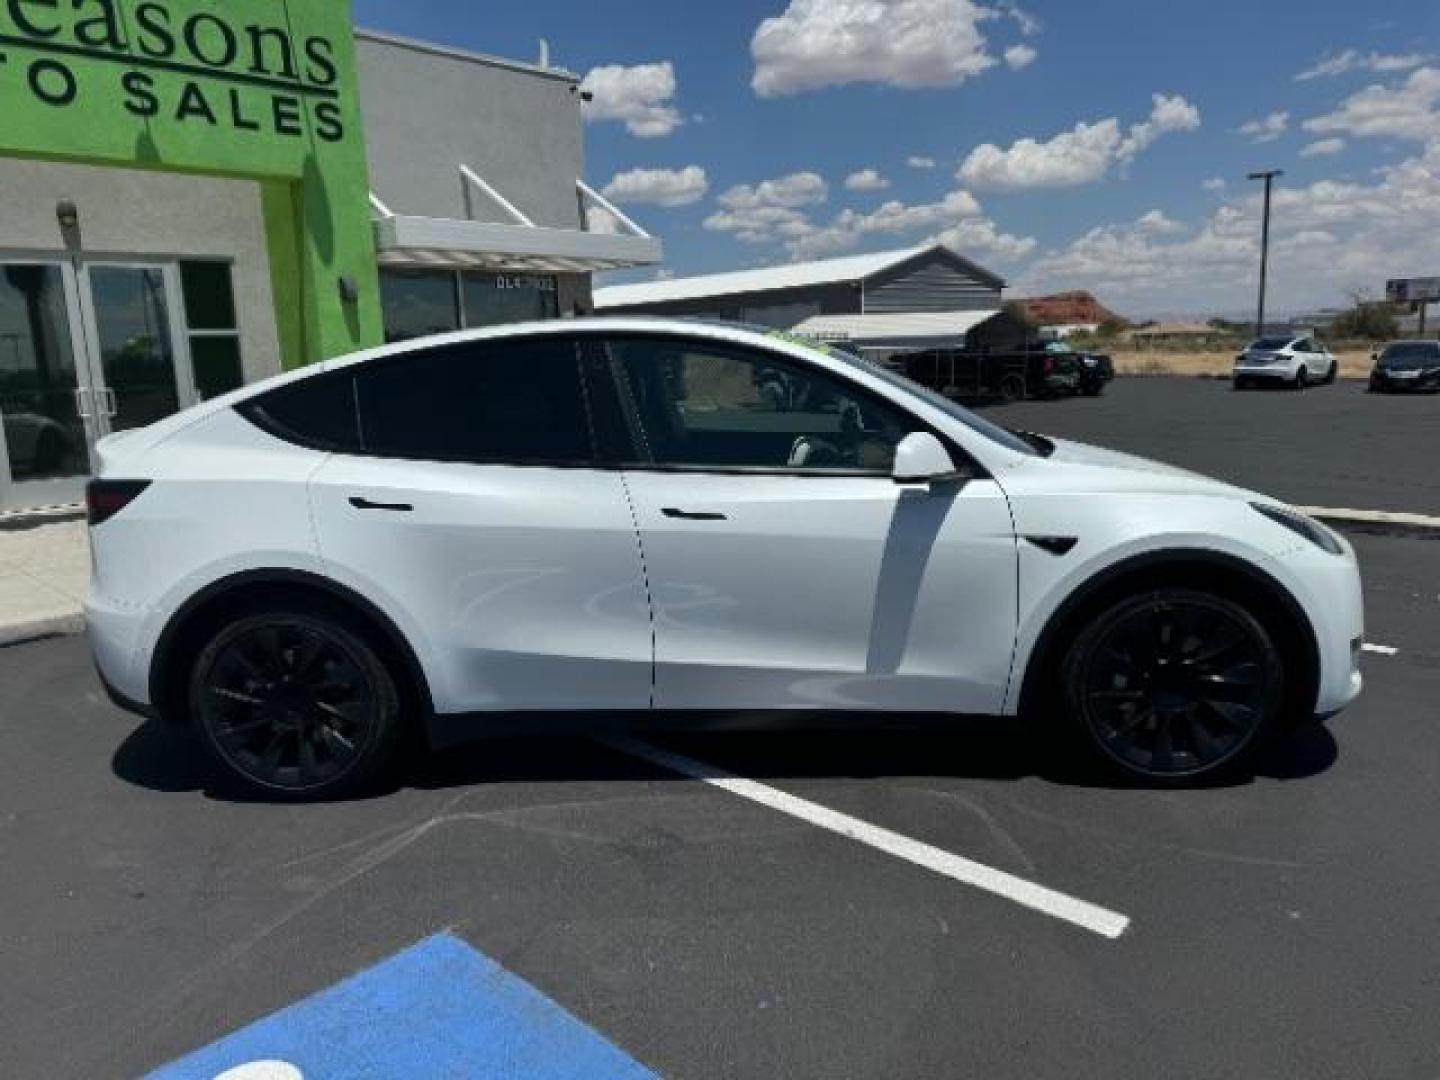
354;339;592;465
240;374;362;452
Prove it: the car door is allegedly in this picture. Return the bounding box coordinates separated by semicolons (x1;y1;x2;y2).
305;336;653;717
595;333;1019;715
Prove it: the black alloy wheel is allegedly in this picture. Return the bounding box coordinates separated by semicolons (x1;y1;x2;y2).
1293;366;1309;390
1064;590;1283;782
191;612;400;797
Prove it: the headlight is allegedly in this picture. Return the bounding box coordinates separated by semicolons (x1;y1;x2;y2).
1250;503;1344;555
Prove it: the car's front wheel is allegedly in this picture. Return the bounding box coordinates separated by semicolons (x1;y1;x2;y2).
1293;366;1309;390
189;609;402;799
1061;589;1284;784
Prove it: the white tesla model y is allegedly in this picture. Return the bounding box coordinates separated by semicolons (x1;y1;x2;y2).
86;319;1364;797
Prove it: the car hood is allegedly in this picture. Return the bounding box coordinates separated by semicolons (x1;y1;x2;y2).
1009;436;1261;500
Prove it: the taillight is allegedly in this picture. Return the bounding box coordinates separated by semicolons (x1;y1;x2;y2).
86;480;151;526
1043;357;1055;374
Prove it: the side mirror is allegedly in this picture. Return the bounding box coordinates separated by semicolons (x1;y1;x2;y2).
893;432;963;484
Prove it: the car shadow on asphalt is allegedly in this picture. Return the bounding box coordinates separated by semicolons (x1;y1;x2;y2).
110;714;1340;804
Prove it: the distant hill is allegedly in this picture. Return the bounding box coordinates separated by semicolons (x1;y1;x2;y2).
1011;291;1123;327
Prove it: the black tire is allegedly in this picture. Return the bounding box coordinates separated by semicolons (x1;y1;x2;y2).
189;609;403;799
1293;366;1309;390
1060;589;1284;785
1082;384;1103;397
1233;376;1249;390
999;374;1026;402
1323;361;1338;385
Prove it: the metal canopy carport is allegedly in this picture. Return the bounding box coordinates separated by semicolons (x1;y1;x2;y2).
792;310;1000;351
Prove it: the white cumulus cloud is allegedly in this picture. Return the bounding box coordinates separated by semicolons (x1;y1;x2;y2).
717;171;830;210
1203;177;1228;192
601;166;709;207
1017;137;1440;314
1303;66;1440;143
750;0;1037;97
1300;137;1346;157
844;168;891;191
907;155;938;169
787;188;1034;261
957;93;1200;191
1004;44;1037;70
581;62;683;138
1238;111;1289;143
1296;48;1430;81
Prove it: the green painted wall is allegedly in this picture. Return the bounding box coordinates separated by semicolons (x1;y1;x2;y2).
0;0;382;367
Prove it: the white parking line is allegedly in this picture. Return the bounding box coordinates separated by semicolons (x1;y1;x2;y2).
603;736;1131;941
1363;643;1400;656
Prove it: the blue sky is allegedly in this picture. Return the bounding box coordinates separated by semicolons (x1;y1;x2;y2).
354;0;1440;318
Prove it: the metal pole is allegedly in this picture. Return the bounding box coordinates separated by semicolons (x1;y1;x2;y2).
1248;170;1283;339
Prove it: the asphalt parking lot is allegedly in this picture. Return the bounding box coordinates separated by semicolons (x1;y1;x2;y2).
986;375;1440;516
3;377;1439;1079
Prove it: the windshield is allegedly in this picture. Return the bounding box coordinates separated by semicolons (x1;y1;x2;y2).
1380;343;1439;369
803;339;1040;457
1249;337;1294;351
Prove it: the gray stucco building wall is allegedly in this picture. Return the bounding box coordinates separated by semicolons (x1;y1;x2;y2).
356;31;587;230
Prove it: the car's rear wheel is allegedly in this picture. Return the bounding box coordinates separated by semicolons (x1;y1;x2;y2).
1061;589;1284;784
1233;376;1248;390
189;610;402;799
1000;374;1026;402
1323;361;1338;384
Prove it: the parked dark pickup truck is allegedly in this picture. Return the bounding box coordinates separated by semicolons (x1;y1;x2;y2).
891;341;1112;403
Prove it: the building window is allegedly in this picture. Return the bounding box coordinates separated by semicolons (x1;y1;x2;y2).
380;268;559;342
461;271;559;327
380;269;461;343
180;261;244;401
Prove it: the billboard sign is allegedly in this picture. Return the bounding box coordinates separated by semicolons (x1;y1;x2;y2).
1386;277;1440;304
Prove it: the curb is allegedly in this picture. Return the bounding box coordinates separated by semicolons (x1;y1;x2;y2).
1301;506;1440;537
0;612;86;649
0;505;85;533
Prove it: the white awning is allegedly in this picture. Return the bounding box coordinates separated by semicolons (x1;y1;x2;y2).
371;170;663;273
793;310;998;346
374;216;662;273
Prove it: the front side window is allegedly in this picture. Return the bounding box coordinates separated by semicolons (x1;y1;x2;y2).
354;339;591;465
607;338;910;473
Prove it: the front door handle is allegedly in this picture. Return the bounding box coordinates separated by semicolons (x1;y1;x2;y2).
662;507;727;521
349;496;414;513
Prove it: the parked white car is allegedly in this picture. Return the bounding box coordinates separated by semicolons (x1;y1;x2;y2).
1233;336;1338;389
85;319;1364;797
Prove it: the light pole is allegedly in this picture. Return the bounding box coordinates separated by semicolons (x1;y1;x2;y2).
1248;170;1283;339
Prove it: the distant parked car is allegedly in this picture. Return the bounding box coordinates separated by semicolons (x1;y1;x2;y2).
1233;336;1337;390
1368;341;1440;393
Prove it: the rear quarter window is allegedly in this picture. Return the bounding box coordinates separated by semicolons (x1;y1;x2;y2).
238;373;362;452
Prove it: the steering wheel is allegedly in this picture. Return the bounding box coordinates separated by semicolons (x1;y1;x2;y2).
788;435;848;467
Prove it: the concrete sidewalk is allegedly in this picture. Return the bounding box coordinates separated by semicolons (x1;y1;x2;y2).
0;518;89;646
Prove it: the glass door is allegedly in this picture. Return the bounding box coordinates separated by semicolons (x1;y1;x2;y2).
0;260;96;512
78;262;197;437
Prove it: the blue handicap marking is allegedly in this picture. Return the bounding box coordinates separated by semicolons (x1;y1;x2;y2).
147;933;657;1079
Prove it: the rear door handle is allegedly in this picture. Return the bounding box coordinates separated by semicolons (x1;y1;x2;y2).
349;496;414;513
662;507;727;521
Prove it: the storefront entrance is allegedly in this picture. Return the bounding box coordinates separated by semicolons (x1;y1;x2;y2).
0;257;197;512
